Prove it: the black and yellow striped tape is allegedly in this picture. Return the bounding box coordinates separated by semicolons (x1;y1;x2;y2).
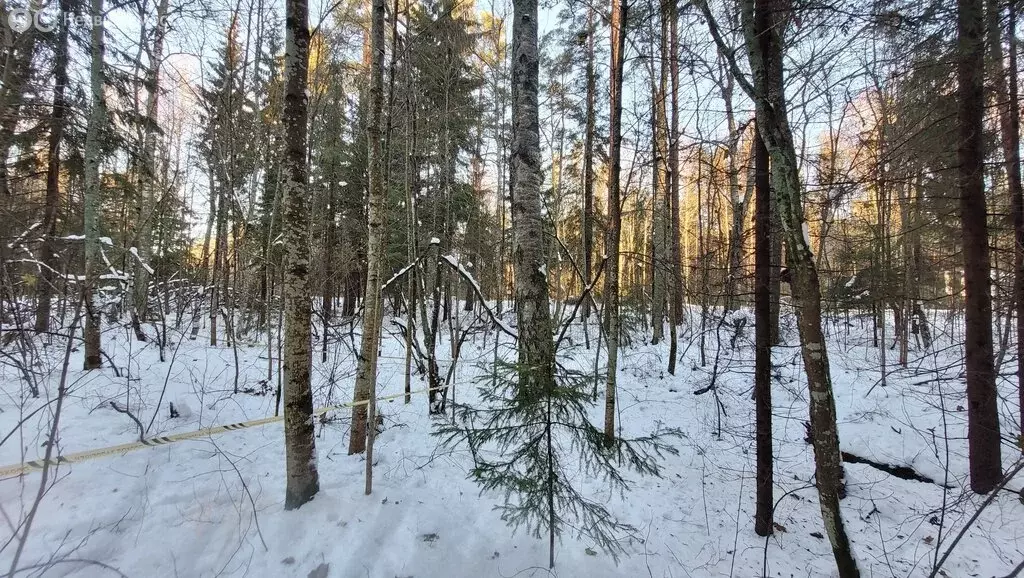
0;383;452;478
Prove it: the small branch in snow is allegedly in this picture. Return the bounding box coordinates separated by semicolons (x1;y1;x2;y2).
109;401;145;442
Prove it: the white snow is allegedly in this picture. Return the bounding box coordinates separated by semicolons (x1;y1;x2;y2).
1;306;1021;577
172;398;193;419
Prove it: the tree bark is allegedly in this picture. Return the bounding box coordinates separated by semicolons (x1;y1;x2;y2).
667;0;682;374
282;0;320;510
132;0;171;341
753;125;773;537
510;0;557;388
34;0;72;334
650;5;670;345
987;0;1024;441
959;0;1002;491
511;0;559;563
582;7;596;328
604;0;627;446
83;0;106;371
698;0;858;573
0;0;40;199
350;0;387;461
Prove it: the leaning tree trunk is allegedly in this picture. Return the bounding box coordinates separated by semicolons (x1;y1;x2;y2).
349;0;387;461
746;1;856;573
959;0;1002;491
699;0;859;573
83;0;106;371
281;0;319;510
604;0;627;446
35;0;72;334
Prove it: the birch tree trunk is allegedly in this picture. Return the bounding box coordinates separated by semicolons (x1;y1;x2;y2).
282;0;319;510
349;0;387;461
959;0;1001;492
511;0;556;392
83;0;106;371
510;0;559;563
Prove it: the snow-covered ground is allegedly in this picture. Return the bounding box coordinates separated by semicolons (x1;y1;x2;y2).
1;305;1022;577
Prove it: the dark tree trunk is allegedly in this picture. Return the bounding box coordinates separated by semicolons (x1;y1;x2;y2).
667;0;682;374
582;7;596;326
604;0;627;446
753;125;773;537
959;0;1002;492
35;0;72;334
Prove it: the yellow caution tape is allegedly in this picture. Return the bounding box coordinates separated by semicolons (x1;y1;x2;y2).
0;383;453;478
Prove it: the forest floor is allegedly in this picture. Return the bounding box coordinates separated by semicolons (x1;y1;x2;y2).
1;305;1022;577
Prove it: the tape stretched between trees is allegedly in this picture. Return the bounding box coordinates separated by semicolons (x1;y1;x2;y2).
0;384;453;478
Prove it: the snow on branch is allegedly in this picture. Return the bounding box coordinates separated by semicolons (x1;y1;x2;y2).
380;254;426;292
439;254;517;339
129;247;155;275
555;256;607;350
6;222;40;249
